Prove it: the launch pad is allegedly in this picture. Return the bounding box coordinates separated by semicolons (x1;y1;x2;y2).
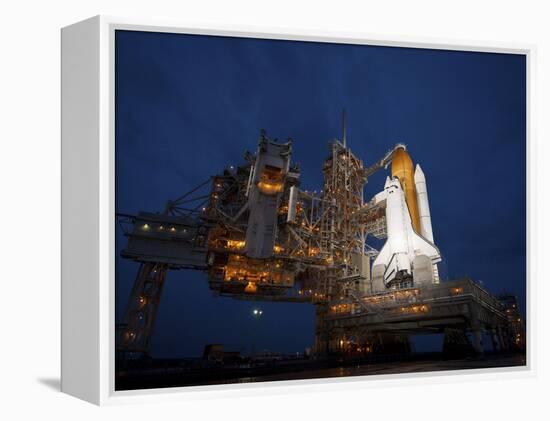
116;123;525;359
317;278;517;357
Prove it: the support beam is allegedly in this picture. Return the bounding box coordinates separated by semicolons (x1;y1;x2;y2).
490;328;501;353
471;329;483;354
117;262;169;354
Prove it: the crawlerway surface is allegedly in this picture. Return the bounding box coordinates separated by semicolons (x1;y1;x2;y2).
115;353;526;391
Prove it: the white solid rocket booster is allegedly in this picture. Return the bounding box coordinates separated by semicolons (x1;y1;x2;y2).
414;164;434;243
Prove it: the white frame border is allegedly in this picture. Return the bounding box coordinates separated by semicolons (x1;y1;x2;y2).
67;15;536;405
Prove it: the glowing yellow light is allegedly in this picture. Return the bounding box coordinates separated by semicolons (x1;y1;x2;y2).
273;245;284;253
308;247;320;256
244;282;257;294
227;240;246;249
142;223;150;230
257;181;283;194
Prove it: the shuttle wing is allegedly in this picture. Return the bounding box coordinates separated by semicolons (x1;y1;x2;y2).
373;239;391;268
411;231;441;263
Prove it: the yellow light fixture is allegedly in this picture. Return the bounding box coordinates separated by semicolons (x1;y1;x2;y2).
244;282;257;294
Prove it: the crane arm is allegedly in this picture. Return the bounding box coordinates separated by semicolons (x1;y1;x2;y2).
364;143;407;178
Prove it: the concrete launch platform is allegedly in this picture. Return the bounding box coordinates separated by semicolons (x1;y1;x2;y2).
316;278;519;356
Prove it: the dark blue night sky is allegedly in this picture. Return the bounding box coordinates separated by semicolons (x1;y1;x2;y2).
115;30;526;358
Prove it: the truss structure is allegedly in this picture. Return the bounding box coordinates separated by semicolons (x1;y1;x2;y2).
116;130;404;353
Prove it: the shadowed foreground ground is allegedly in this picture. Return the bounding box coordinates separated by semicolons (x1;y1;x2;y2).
116;353;526;391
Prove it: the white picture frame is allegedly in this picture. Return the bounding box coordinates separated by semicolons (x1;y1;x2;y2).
61;15;534;405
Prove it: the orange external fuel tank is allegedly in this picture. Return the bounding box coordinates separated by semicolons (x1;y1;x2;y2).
391;147;421;233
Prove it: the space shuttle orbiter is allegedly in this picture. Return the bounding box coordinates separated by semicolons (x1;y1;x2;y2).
371;147;441;291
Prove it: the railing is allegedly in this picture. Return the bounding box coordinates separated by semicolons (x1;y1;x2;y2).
327;278;506;318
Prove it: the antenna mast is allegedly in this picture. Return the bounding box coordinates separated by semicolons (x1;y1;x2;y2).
342;109;347;148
